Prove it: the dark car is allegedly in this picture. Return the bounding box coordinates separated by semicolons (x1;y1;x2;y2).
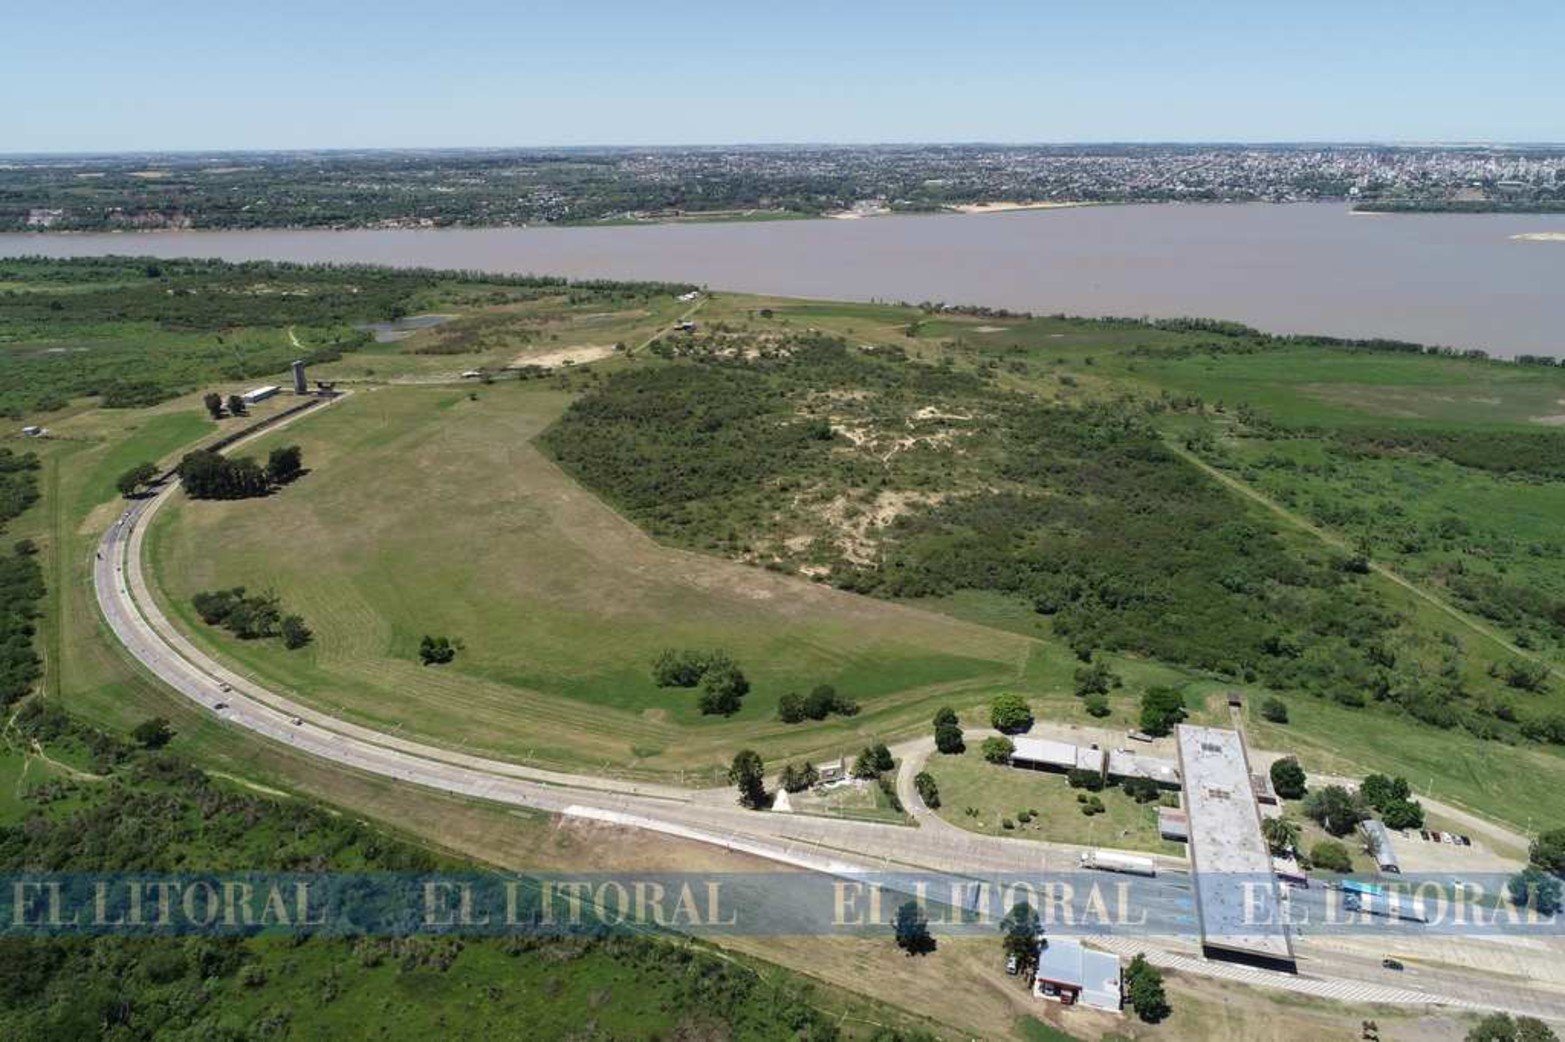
1382;958;1404;971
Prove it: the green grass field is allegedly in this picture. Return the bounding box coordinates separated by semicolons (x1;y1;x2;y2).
925;752;1186;857
145;382;1032;779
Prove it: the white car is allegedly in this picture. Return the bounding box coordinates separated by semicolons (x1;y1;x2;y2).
1005;954;1019;976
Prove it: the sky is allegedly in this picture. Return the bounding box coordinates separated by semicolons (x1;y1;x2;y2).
5;0;1563;153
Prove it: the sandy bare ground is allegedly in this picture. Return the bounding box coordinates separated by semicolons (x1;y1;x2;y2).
950;201;1088;215
510;344;616;368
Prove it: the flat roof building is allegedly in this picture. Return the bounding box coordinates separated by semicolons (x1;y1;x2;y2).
815;758;846;784
1010;737;1105;775
1157;807;1189;842
1107;748;1181;788
1033;940;1121;1012
241;385;280;405
1174;724;1295;970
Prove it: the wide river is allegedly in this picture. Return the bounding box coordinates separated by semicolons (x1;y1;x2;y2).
4;202;1563;357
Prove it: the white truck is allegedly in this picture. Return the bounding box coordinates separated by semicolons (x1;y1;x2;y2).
1079;849;1157;877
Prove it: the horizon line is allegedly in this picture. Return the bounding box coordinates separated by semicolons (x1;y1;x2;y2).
6;139;1565;161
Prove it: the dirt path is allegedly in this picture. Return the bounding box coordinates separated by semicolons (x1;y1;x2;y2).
632;294;707;355
1167;441;1563;682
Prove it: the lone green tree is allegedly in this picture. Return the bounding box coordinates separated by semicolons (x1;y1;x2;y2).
132;717;174;749
116;461;159;498
893;900;935;955
1507;867;1563;916
1261;816;1301;857
1000;901;1042;966
226;393;247;417
1529;829;1565;875
1138;687;1187;737
280;614;312;650
913;771;940;808
990;693;1033;734
266;445;303;484
982;735;1015;764
729;749;767;809
1270;757;1308;799
934;720;965;755
203;392;224;420
1124;953;1170;1022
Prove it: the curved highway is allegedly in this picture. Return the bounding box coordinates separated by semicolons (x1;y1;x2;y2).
90;395;1565;1019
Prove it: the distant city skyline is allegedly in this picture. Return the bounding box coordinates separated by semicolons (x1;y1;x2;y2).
5;0;1563;153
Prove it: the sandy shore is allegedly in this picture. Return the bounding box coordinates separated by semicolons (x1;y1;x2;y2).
949;201;1089;215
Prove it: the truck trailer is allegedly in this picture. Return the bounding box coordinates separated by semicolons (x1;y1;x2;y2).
1079;850;1157;877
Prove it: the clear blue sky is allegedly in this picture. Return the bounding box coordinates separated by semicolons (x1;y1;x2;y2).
6;0;1562;152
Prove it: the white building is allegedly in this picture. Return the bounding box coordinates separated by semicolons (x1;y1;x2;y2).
1174;724;1295;969
1033;939;1121;1012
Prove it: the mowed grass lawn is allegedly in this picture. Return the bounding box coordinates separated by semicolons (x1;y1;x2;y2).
146;383;1031;779
925;752;1186;857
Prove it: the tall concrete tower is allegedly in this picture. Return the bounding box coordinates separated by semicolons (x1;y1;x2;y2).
291;359;308;395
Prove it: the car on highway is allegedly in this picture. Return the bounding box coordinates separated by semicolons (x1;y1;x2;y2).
219;682;232;693
213;702;228;710
1381;958;1404;971
291;716;303;725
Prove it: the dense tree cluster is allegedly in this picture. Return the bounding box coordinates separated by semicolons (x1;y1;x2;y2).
1;706;906;1042
419;635;457;665
1464;1013;1559;1042
1304;785;1366;836
190;587;307;649
0;256;696;416
777;683;858;723
546;346;1423;743
1360;773;1424;830
0;539;45;709
0;450;40;523
176;449;271;499
777;761;819;793
115;461;159;498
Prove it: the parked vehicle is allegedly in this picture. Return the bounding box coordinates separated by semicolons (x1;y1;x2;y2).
1005;954;1020;976
1382;958;1404;971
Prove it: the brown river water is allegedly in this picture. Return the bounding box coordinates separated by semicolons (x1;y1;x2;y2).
3;203;1562;356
